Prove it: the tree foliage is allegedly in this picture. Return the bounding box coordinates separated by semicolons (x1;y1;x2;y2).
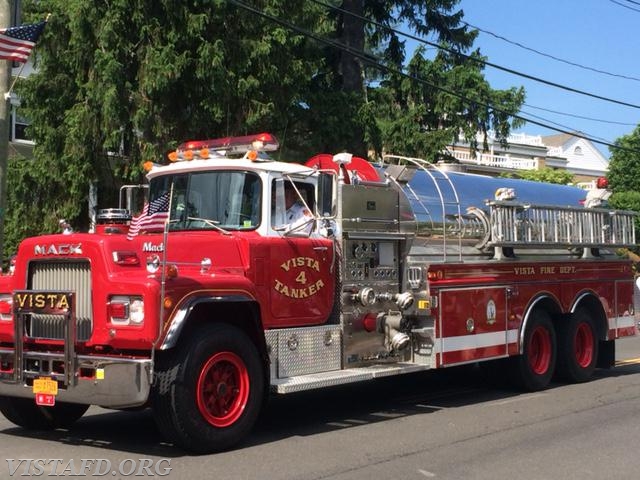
6;0;527;257
12;0;328;245
606;125;640;193
371;46;524;159
500;167;574;185
323;0;525;158
600;126;640;243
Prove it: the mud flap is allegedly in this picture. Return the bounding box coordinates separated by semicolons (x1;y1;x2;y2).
596;340;615;369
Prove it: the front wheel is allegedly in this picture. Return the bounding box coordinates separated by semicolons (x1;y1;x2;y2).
0;396;88;430
510;310;557;391
556;309;598;383
152;324;265;453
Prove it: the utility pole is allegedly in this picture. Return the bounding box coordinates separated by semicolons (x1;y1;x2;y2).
0;0;12;269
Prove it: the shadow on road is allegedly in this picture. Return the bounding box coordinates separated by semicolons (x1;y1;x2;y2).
1;362;639;455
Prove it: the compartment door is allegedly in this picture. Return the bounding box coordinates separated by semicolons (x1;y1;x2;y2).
439;287;508;366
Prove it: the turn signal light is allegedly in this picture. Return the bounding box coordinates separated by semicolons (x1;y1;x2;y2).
0;294;12;321
113;251;140;266
108;296;144;325
165;264;179;279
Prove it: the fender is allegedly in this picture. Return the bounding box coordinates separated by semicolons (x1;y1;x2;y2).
570;290;599;314
159;293;257;350
518;293;561;354
569;289;608;340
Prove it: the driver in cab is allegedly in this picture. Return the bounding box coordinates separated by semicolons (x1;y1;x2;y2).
273;182;314;235
285;183;312;226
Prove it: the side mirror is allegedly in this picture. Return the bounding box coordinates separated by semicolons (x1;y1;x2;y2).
317;172;334;218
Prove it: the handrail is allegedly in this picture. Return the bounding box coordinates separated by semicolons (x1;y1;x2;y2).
383;155;463;261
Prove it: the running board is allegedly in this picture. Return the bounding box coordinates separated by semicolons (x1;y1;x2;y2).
271;363;430;394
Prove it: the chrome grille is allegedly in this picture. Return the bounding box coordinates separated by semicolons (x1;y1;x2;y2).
27;260;92;341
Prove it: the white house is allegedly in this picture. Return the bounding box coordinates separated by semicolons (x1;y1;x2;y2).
447;131;609;187
542;133;610;186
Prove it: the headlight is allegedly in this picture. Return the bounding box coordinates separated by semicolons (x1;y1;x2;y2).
129;299;145;324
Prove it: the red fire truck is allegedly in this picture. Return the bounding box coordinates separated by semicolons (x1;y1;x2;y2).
0;133;636;452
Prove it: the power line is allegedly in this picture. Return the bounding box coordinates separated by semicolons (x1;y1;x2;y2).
610;0;640;12
321;0;639;129
308;0;640;110
523;104;637;126
226;0;639;154
461;20;640;83
520;108;613;145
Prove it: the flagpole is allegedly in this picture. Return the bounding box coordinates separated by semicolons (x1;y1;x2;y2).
0;0;12;270
4;61;25;100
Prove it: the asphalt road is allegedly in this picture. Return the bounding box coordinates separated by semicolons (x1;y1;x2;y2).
1;336;639;479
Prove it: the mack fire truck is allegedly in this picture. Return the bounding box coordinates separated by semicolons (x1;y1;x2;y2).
0;133;637;453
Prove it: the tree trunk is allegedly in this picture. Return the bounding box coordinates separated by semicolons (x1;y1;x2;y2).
339;0;364;93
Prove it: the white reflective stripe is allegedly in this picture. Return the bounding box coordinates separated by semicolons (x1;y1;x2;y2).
609;316;636;330
438;329;519;353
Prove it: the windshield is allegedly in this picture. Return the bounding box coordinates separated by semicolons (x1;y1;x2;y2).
149;171;262;231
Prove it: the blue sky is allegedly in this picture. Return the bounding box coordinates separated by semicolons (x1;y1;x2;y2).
421;1;639;158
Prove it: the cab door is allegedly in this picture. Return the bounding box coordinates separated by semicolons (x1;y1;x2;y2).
262;178;336;327
266;236;336;326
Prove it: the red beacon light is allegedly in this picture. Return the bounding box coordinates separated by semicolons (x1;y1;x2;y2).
169;132;279;162
596;177;608;189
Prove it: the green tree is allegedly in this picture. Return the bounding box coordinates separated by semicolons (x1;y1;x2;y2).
10;0;328;252
606;125;640;193
606;126;640;239
332;0;476;93
372;45;525;159
316;0;524;158
7;0;527;259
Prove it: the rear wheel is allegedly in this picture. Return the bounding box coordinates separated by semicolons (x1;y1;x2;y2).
152;323;264;453
510;310;557;391
557;309;598;383
0;396;88;430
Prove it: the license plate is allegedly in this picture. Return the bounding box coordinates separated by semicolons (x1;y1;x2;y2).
35;393;56;406
33;377;58;396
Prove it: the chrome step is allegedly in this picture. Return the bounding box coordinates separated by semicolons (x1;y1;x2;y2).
271;362;430;394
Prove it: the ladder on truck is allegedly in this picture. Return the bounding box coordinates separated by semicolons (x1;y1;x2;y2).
489;200;637;255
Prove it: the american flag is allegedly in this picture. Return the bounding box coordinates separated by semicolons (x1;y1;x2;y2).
0;21;47;63
127;192;170;240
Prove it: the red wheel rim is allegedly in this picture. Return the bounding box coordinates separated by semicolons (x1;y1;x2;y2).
574;322;595;368
196;351;250;428
528;326;552;375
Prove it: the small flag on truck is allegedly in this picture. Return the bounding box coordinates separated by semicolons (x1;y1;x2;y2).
127;192;170;239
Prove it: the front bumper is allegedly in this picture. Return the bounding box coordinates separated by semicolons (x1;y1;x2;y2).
0;349;152;408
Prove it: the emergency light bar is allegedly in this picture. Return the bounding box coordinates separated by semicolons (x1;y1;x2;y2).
168;132;279;162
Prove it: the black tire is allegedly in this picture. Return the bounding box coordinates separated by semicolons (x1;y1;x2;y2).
0;396;88;430
556;308;598;383
152;323;264;453
510;310;557;391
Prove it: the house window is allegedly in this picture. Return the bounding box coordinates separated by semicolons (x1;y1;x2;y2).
11;107;33;144
574;146;583;155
